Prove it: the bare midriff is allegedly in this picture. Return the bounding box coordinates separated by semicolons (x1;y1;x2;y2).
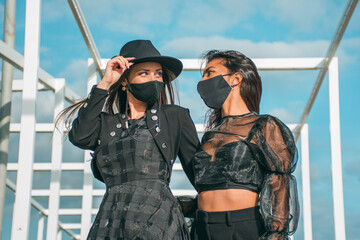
198;189;258;212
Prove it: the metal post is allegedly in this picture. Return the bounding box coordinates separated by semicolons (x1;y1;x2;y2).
80;59;98;239
0;0;16;238
57;228;62;240
46;79;65;239
10;0;41;239
67;0;104;78
0;40;81;103
37;214;45;240
294;0;358;141
328;58;346;240
300;125;313;240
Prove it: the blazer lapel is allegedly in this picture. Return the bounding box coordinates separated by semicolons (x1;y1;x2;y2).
146;102;170;165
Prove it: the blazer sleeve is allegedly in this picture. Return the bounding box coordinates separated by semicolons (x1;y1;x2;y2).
68;86;108;150
177;108;200;188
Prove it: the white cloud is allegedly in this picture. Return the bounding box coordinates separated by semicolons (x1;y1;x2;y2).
345;211;360;240
72;0;348;40
173;0;256;35
161;36;331;58
99;38;119;56
342;37;360;52
344;158;360;175
40;59;53;70
339;37;360;67
36;91;55;123
78;0;175;36
40;46;50;54
13;69;23;79
311;199;336;240
268;108;296;123
260;0;340;34
347;5;360;32
58;59;88;97
0;3;4;26
42;0;72;22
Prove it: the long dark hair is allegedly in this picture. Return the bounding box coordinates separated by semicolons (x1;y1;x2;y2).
56;65;176;130
201;50;262;129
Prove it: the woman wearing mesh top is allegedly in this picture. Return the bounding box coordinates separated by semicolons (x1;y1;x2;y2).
191;50;299;240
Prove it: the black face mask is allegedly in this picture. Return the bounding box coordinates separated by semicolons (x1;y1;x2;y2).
128;81;165;106
197;74;233;109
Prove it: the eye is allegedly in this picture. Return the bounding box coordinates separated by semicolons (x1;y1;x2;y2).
205;70;214;77
155;71;163;77
139;71;148;76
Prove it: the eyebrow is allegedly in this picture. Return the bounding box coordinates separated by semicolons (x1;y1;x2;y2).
136;68;163;72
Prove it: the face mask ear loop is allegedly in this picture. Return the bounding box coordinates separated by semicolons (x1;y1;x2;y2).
125;91;129;129
230;82;241;89
157;91;162;129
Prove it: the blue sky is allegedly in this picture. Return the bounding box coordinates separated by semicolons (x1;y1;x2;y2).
1;0;360;239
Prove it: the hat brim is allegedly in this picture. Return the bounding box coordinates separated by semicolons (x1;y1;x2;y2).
129;56;183;79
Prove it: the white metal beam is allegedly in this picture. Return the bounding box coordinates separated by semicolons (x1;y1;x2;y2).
181;58;326;71
301;125;313;240
11;0;41;238
7;163;85;171
6;179;79;239
294;0;358;141
0;40;81;103
9;123;55;132
37;215;45;240
67;0;104;78
328;58;346;240
46;79;65;240
8;79;50;92
79;59;97;239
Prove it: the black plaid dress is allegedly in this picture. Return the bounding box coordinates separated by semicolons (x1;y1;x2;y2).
87;116;189;240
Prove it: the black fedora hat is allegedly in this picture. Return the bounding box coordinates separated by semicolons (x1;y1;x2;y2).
119;40;183;78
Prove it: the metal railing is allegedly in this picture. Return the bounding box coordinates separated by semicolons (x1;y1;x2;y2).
1;0;352;238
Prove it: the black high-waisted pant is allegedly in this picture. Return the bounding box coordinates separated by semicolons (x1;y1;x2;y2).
190;207;265;240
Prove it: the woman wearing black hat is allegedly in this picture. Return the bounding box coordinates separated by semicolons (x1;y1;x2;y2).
58;40;199;239
190;50;299;240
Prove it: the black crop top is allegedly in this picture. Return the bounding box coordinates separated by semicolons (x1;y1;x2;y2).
192;112;299;239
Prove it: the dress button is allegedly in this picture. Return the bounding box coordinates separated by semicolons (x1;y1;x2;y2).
151;109;157;114
110;131;116;137
155;127;160;133
116;123;122;128
98;139;101;145
161;143;166;148
151;115;158;121
170;159;175;164
83;102;88;108
121;114;126;119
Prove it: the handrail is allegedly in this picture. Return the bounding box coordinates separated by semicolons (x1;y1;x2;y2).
0;40;81;103
5;179;79;240
294;0;358;141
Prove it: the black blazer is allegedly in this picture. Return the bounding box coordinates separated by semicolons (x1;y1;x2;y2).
69;86;200;187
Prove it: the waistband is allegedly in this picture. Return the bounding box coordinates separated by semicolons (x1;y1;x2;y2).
195;206;261;224
197;182;260;194
106;178;169;189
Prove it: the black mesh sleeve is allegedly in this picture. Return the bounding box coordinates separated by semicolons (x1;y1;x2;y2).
252;115;299;240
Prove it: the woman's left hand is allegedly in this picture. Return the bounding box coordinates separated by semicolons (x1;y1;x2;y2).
97;56;135;90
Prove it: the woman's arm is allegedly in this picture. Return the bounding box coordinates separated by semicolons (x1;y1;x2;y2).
253;116;299;240
176;108;199;218
69;56;134;150
177;108;200;188
68;87;108;150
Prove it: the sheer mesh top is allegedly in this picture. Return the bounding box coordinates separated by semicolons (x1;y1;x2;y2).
192;112;299;239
